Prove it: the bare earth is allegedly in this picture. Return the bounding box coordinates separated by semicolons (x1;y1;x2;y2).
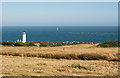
2;44;119;76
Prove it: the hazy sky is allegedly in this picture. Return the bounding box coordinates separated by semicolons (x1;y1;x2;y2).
2;2;118;26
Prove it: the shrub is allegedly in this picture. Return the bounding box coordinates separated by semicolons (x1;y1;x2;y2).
2;41;15;45
37;63;47;65
72;64;87;69
40;42;48;47
97;41;120;48
24;42;30;46
14;42;23;46
29;42;35;46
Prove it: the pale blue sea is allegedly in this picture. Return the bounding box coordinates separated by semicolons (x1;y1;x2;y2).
2;26;118;43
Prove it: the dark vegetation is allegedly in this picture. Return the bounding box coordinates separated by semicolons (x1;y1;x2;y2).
1;41;119;48
72;64;87;69
0;41;94;47
1;41;35;46
37;63;47;65
97;41;120;48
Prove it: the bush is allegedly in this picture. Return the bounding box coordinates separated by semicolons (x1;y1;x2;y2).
37;63;47;65
72;64;87;69
2;41;15;45
14;42;23;46
40;42;48;47
97;41;120;48
29;42;35;46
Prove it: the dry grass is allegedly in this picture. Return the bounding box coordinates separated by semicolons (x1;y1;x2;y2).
2;44;119;61
2;55;119;76
1;44;119;76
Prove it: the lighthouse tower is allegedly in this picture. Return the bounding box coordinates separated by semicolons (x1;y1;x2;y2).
22;32;26;43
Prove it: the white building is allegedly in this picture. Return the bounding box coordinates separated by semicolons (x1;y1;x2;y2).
22;32;26;43
17;39;19;42
34;43;40;47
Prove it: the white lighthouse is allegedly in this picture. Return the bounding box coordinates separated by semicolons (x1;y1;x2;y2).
22;32;26;43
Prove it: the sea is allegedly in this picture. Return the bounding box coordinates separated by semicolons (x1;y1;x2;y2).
2;26;118;43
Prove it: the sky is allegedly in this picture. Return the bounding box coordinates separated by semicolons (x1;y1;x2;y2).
2;2;118;26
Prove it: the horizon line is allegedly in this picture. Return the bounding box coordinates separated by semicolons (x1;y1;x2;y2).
2;26;118;27
2;0;119;2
